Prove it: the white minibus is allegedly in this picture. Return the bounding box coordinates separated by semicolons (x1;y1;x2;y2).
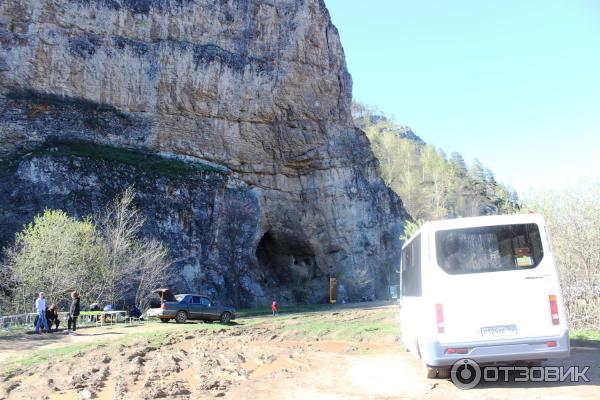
400;214;570;378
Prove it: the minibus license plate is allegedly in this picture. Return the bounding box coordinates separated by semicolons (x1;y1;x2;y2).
480;325;518;337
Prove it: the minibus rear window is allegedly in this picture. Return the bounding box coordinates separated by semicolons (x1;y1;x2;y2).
435;223;544;274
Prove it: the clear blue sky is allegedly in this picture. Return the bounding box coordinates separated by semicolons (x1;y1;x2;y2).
324;0;600;194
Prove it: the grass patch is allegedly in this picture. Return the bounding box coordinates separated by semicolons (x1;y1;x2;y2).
280;315;399;342
271;308;400;343
0;326;27;337
236;303;337;318
570;329;600;341
0;141;227;179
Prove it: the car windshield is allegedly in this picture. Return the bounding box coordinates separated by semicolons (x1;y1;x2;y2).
435;223;544;274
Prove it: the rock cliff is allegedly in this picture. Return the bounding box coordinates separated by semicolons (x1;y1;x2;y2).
0;0;408;305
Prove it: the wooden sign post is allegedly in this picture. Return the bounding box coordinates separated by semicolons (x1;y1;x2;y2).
329;277;337;304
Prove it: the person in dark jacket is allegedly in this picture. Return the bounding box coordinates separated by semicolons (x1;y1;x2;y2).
46;304;60;332
67;291;80;335
128;305;142;319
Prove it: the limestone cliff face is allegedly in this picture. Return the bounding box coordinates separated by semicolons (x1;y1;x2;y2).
0;0;408;304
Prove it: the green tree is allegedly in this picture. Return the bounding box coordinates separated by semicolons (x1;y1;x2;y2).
447;152;469;217
524;180;600;329
420;144;449;218
469;158;487;193
356;101;516;220
365;125;425;219
400;219;425;242
395;138;425;218
484;168;497;198
4;210;107;313
448;152;467;178
495;183;520;214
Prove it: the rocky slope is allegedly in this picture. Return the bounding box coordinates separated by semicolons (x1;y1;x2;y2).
0;0;408;305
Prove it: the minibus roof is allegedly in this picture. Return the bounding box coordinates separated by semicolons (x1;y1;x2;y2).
402;213;546;249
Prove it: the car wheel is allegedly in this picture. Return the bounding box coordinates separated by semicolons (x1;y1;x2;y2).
220;312;232;324
175;311;187;324
160;318;170;323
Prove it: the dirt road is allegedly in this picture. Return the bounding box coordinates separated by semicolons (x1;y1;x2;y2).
1;305;599;399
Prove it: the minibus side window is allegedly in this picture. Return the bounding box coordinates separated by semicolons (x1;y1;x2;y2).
402;234;422;296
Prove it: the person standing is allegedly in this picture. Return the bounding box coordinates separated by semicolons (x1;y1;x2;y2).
67;291;80;335
271;300;278;316
34;292;49;334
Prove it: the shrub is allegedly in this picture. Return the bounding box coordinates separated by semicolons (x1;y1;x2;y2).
3;210;107;313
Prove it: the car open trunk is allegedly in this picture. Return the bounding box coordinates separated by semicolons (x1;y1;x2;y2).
154;288;176;303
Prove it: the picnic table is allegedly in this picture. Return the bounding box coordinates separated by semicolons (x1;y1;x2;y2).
92;310;127;328
79;311;101;321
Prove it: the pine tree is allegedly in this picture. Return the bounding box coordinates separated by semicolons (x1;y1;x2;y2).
447;151;469;217
449;152;467;178
469;158;487;192
355;101;515;220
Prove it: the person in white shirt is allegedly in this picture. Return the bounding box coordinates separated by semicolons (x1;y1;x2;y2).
34;292;49;334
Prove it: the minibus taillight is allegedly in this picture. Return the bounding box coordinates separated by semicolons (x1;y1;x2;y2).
446;348;468;354
549;295;560;325
547;341;557;347
435;304;445;333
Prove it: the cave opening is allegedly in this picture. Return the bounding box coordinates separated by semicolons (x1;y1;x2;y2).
255;230;318;288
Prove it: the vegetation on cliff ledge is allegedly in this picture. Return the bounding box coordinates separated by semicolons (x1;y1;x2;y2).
0;141;226;178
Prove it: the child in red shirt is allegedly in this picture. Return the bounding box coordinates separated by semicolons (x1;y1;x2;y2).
271;301;278;316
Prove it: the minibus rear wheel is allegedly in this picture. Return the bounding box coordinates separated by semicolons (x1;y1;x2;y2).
416;342;438;378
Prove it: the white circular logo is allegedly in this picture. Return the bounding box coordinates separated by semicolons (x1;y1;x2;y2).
451;358;481;389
